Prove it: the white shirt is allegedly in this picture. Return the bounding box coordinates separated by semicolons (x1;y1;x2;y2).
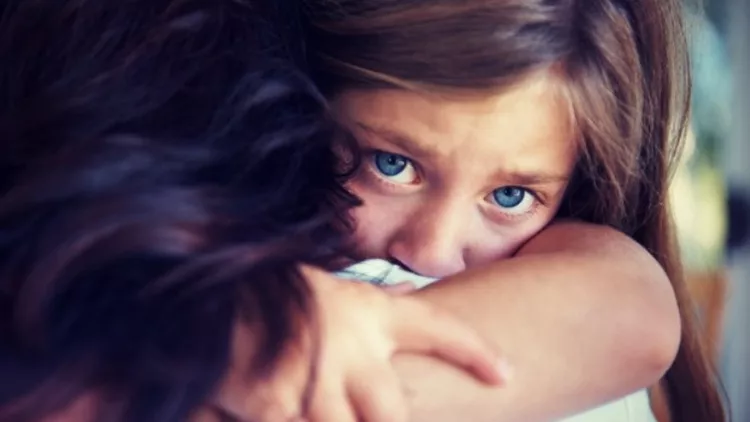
338;259;657;422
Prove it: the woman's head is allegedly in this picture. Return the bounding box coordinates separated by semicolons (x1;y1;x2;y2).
305;0;724;420
0;0;354;420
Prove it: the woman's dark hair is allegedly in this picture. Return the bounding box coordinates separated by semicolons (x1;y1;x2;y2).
0;0;357;421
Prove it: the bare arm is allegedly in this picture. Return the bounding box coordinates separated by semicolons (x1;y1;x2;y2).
396;221;681;422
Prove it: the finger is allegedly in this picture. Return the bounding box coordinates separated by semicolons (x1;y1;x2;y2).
380;282;418;295
188;406;222;422
212;321;311;422
306;379;357;422
346;365;408;422
307;393;357;422
388;297;510;385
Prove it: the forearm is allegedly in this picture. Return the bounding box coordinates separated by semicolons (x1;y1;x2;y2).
395;221;681;422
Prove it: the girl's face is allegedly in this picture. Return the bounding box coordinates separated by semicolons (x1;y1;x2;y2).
334;72;579;278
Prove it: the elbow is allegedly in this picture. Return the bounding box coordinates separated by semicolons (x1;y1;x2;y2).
521;221;683;387
631;298;681;382
552;222;682;383
619;260;682;385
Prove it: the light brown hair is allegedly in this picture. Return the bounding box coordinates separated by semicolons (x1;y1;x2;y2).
303;0;725;420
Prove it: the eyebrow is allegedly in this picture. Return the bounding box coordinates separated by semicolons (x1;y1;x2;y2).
494;169;570;186
357;121;570;186
355;122;439;159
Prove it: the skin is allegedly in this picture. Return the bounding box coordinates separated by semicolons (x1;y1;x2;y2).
329;70;681;421
396;222;680;421
207;267;505;422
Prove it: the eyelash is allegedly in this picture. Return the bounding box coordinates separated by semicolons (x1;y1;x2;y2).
363;149;421;188
484;188;542;221
360;148;543;221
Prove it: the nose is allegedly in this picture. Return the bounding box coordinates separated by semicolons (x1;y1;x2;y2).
386;199;468;278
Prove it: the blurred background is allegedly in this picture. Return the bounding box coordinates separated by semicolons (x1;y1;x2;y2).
672;0;749;420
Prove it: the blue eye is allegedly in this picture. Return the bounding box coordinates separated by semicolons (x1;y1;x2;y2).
492;187;527;208
374;152;408;176
370;151;419;185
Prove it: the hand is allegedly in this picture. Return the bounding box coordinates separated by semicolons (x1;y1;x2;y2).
210;266;507;422
304;266;508;422
223;266;506;422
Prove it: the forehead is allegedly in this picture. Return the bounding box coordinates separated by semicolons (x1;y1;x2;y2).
334;72;578;180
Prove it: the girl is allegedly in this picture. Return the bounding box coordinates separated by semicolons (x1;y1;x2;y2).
217;1;725;421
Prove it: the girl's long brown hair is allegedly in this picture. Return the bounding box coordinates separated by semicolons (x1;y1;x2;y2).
303;0;725;420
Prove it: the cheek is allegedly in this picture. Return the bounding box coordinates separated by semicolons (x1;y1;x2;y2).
347;185;406;258
471;213;558;264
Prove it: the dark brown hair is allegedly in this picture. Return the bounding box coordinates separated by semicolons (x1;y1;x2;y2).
0;0;356;420
303;0;725;420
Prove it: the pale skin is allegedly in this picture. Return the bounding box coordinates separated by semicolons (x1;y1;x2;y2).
396;221;680;422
